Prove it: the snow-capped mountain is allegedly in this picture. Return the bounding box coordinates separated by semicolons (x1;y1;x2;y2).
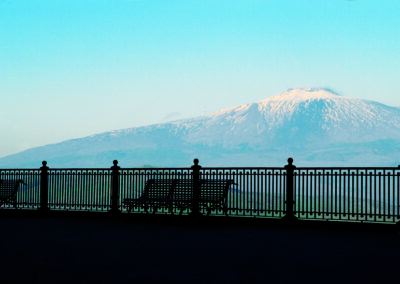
2;88;400;168
179;88;400;147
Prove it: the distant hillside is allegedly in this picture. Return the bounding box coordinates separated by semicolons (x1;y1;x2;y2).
2;88;400;168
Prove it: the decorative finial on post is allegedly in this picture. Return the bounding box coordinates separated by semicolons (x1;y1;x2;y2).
190;158;202;217
283;157;298;223
109;160;121;213
39;161;50;211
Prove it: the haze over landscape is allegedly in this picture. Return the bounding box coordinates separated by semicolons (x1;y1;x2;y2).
2;87;400;168
1;1;399;167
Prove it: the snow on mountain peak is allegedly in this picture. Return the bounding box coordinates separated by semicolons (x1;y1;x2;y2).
261;87;341;104
204;88;342;119
182;87;400;148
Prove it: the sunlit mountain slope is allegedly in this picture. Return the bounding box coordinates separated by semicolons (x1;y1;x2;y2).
2;88;400;167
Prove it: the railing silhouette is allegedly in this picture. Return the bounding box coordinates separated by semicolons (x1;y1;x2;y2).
1;158;399;224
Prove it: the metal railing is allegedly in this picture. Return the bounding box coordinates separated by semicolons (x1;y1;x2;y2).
294;167;400;223
1;158;399;224
120;166;286;218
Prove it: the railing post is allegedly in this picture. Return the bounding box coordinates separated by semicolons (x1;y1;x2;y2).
109;160;121;213
39;161;49;211
189;158;203;216
397;166;400;231
283;157;297;222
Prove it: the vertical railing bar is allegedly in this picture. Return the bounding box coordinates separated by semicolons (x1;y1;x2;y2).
397;172;400;220
373;169;377;221
391;170;395;221
355;170;358;220
339;170;343;220
360;171;364;220
274;170;278;216
267;170;271;215
378;171;382;219
314;170;317;218
384;171;387;221
308;170;311;218
350;171;353;220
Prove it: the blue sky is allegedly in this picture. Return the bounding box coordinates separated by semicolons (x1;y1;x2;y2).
1;0;399;158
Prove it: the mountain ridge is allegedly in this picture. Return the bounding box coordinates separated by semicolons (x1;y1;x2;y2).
1;88;400;168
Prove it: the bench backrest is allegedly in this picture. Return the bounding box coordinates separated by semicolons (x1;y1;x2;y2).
199;179;234;202
173;179;194;201
142;179;178;200
0;179;23;201
171;179;234;202
141;178;234;202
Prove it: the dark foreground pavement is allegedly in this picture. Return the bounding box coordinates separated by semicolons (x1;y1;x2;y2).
0;211;399;284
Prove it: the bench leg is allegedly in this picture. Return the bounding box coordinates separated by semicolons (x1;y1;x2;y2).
222;203;228;217
168;202;174;215
13;196;18;209
179;205;185;215
143;203;149;214
206;206;211;216
176;203;187;215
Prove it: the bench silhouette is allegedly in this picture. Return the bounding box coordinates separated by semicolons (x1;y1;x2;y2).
124;179;178;214
173;179;234;216
123;178;235;215
0;179;25;208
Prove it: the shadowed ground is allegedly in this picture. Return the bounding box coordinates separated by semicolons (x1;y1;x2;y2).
0;211;399;283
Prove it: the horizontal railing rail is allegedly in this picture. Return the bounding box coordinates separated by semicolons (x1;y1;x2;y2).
1;159;399;225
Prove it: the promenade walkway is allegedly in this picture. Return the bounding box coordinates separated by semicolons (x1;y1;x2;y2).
0;211;399;283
